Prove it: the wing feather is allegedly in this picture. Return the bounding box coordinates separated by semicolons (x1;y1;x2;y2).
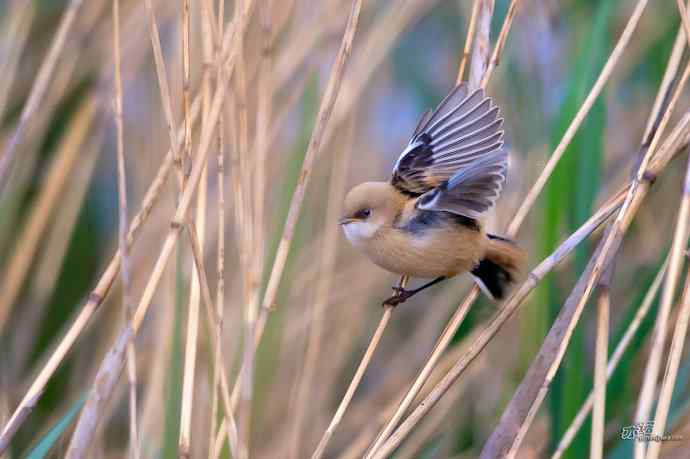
391;83;508;218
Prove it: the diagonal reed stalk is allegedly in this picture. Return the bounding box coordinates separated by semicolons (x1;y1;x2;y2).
590;263;613;459
178;0;202;453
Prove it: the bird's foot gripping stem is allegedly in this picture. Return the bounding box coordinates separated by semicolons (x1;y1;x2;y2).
382;286;413;307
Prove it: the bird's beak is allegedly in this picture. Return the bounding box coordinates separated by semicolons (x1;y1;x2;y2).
338;217;355;225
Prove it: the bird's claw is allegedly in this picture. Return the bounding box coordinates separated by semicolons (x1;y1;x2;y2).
382;287;412;307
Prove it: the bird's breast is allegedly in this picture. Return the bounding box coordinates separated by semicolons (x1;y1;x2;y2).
364;223;487;278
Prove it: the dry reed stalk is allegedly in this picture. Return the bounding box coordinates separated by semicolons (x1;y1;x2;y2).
647;246;690;459
635;5;690;458
467;0;493;88
112;1;139;457
480;61;690;458
143;0;183;185
0;1;35;121
208;0;227;455
480;0;520;88
0;0;84;195
506;0;649;236
233;8;257;456
395;359;486;459
289;133;352;459
456;0;480;84
312;305;396;459
179;175;207;458
590;265;612;459
369;186;626;459
178;0;202;453
552;255;670;459
0;96;98;332
184;223;240;459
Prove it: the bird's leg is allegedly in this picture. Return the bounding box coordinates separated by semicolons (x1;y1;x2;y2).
382;276;446;307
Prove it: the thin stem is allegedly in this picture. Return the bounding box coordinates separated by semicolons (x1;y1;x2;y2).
112;0;139;457
590;267;612;459
456;0;480;84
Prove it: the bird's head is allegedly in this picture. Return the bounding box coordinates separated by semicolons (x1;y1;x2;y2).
339;182;402;247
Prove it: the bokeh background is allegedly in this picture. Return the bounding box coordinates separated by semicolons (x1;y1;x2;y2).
1;0;690;458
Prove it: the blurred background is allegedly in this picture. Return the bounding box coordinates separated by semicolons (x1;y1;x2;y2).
1;0;690;458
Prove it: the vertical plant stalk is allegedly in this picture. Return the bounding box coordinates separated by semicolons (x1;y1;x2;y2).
480;0;520;88
590;265;612;459
635;5;690;458
552;255;670;459
456;0;480;84
184;224;240;459
143;0;183;185
467;0;494;88
112;1;139;457
178;0;199;454
0;0;84;194
208;0;226;455
234;5;256;456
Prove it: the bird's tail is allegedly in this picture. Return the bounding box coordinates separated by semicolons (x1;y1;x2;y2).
471;234;526;301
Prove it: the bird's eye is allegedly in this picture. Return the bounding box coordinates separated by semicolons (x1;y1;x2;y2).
354;208;371;220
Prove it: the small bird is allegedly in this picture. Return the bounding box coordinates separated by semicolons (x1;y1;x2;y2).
339;83;525;306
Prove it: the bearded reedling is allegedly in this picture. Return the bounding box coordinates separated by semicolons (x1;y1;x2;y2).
339;84;525;306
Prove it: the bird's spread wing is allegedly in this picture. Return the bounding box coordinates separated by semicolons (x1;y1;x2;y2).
391;84;507;219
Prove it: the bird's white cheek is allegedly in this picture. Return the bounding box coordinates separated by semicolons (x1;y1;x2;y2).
342;222;377;248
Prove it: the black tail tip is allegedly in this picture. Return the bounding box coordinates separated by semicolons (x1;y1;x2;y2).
471;258;513;301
